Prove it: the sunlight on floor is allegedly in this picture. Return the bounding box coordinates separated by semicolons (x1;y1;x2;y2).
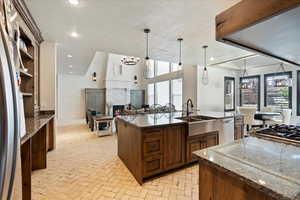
32;122;199;200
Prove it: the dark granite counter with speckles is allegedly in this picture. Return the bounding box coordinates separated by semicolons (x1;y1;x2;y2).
21;114;55;145
194;137;300;200
117;111;238;128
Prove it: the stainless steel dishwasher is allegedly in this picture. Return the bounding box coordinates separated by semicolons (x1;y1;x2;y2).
218;117;235;144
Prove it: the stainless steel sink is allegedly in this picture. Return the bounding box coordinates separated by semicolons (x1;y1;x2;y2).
176;115;220;137
176;115;216;122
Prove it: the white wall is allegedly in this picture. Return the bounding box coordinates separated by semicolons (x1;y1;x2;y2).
243;64;300;123
57;52;108;125
197;66;239;112
183;65;197;105
40;41;57;111
105;53;145;110
57;52;145;125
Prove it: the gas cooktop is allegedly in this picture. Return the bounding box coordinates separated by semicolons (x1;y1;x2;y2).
255;125;300;141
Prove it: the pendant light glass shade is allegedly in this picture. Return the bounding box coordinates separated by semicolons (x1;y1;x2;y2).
202;45;209;85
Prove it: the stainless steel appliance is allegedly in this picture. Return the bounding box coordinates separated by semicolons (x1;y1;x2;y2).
255;125;300;144
0;5;23;200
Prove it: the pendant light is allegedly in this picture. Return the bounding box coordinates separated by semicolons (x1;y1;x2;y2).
274;63;293;87
202;45;209;85
240;60;252;89
144;28;151;79
177;38;183;66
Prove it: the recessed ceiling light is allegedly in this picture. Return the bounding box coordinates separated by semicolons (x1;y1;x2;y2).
210;57;215;61
69;65;73;68
67;54;73;58
69;71;73;74
68;0;79;5
71;31;79;38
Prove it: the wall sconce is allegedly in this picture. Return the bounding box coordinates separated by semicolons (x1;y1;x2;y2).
92;72;97;81
134;75;138;84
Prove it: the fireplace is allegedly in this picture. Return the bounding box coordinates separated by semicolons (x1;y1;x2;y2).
113;105;125;117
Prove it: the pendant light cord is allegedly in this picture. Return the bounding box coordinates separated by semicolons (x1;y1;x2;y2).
146;32;149;59
204;46;207;70
178;38;183;65
179;41;182;64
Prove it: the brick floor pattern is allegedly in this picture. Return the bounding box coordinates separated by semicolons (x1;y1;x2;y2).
32;123;199;200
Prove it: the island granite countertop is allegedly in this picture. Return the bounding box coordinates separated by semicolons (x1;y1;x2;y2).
116;111;239;128
193;137;300;200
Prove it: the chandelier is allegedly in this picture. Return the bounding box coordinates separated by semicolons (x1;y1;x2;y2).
120;56;140;66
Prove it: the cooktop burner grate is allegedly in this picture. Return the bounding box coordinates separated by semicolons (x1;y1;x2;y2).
256;125;300;141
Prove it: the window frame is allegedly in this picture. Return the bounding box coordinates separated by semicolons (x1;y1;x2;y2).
239;75;261;111
264;71;292;109
147;77;183;109
155;60;171;76
297;71;300;115
224;76;235;112
171;78;183;110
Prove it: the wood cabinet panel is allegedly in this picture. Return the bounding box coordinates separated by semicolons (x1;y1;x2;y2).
187;132;218;163
143;129;163;157
143;155;163;178
199;162;276;200
164;126;186;170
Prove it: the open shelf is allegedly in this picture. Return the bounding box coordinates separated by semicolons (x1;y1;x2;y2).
20;48;34;60
20;69;33;78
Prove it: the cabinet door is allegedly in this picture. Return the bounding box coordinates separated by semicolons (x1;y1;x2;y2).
187;138;207;163
164;125;186;170
187;132;218;163
143;129;163;158
143;154;164;178
206;133;218;147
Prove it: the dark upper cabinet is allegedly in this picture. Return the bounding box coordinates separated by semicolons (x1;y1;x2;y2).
216;1;300;66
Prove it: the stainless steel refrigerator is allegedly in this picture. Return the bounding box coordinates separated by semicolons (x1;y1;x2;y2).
0;8;23;200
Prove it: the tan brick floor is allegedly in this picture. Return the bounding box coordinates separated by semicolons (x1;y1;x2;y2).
32;122;199;200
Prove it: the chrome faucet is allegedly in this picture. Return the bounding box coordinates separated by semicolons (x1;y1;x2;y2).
186;98;194;117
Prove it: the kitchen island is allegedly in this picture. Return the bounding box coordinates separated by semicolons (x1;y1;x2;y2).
116;111;243;184
194;137;300;200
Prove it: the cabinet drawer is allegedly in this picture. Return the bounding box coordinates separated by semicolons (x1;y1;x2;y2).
143;129;163;157
143;155;163;177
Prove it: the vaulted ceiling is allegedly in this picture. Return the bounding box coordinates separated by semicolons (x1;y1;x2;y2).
26;0;256;75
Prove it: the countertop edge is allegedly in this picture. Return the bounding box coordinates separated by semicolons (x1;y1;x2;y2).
21;114;55;145
116;112;237;128
116;117;186;128
194;153;297;200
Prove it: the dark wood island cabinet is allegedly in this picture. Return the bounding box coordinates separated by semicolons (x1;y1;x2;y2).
117;119;187;184
116;112;227;184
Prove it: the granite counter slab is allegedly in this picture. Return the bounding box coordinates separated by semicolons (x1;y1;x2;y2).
193;137;300;200
21;114;55;145
116;111;238;128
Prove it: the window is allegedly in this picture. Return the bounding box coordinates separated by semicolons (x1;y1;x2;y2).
240;75;260;110
156;80;170;106
147;79;183;110
171;63;182;72
224;77;235;112
156;61;170;76
171;79;183;110
147;83;155;106
264;72;292;109
297;71;300;116
147;59;155;78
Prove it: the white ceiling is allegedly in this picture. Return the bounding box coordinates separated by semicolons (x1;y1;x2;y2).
26;0;254;75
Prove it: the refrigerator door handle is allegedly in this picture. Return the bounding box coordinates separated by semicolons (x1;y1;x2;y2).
0;19;21;200
0;21;17;199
